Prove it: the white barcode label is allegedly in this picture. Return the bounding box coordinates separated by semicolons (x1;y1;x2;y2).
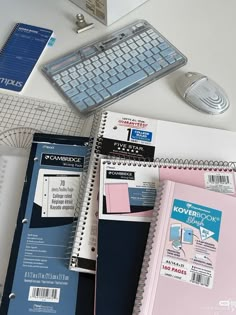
207;174;229;184
204;172;235;194
191;272;210;287
28;286;60;303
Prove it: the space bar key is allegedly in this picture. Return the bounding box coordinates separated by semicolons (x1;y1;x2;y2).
107;70;147;95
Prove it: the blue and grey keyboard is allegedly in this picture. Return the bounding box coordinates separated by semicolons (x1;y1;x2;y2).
43;20;187;115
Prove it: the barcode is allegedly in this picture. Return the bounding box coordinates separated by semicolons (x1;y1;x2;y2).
207;174;229;184
28;286;60;303
191;272;210;287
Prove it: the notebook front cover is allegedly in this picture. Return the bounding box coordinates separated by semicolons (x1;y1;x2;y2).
0;23;53;92
0;134;94;315
145;181;236;315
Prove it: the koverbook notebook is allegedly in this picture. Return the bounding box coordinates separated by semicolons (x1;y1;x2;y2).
69;110;236;273
95;158;236;315
133;180;236;315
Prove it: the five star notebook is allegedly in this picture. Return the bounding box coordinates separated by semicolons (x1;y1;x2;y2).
69;110;236;273
133;180;236;315
95;158;236;315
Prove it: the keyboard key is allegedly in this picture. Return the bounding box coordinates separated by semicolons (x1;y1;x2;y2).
101;64;110;72
93;68;102;76
131;64;141;72
144;51;153;58
85;80;94;88
115;65;125;73
159;42;169;50
78;84;86;92
85;72;95;80
87;88;96;96
123;61;132;68
78;76;87;84
61;83;71;92
93;76;102;84
144;66;155;76
100;73;110;80
56;79;63;86
130;57;139;65
160;48;176;58
151;62;162;71
94;84;104;92
99;89;110;99
108;69;117;76
84;97;96;107
71;92;87;103
124;68;134;76
61;70;69;76
107;70;147;95
146;57;155;65
117;72;126;80
139;61;149;69
109;76;119;84
65;88;78;98
70;72;79;79
92;93;103;103
102;80;111;88
53;74;61;80
62;75;71;83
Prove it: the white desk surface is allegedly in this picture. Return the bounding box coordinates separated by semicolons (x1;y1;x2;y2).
1;0;236;131
0;0;236;303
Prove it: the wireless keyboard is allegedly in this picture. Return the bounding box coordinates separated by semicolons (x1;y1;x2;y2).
43;20;187;116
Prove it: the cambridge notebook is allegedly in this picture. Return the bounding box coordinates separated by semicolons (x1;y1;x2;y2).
133;180;236;315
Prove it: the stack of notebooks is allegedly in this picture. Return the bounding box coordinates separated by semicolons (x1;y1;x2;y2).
1;110;236;314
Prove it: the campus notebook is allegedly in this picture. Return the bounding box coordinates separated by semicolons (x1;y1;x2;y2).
95;158;236;315
133;180;236;315
69;110;236;273
0;134;94;315
0;23;53;92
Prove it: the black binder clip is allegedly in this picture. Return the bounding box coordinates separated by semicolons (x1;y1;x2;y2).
76;14;94;34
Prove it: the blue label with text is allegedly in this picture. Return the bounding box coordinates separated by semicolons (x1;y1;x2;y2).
131;129;152;142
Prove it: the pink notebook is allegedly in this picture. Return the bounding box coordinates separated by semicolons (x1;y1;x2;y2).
105;183;130;213
133;180;236;315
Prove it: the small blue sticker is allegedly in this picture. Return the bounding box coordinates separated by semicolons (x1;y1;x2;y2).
131;129;152;142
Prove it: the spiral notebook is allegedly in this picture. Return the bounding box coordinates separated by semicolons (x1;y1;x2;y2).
95;158;236;315
69;110;236;273
0;134;95;315
133;180;236;315
0;23;53;92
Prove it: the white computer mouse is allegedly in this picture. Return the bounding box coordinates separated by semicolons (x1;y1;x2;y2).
176;72;230;115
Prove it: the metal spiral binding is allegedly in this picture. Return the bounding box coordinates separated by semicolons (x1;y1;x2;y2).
67;110;104;268
102;157;236;171
132;182;165;315
0;23;19;55
154;157;236;171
